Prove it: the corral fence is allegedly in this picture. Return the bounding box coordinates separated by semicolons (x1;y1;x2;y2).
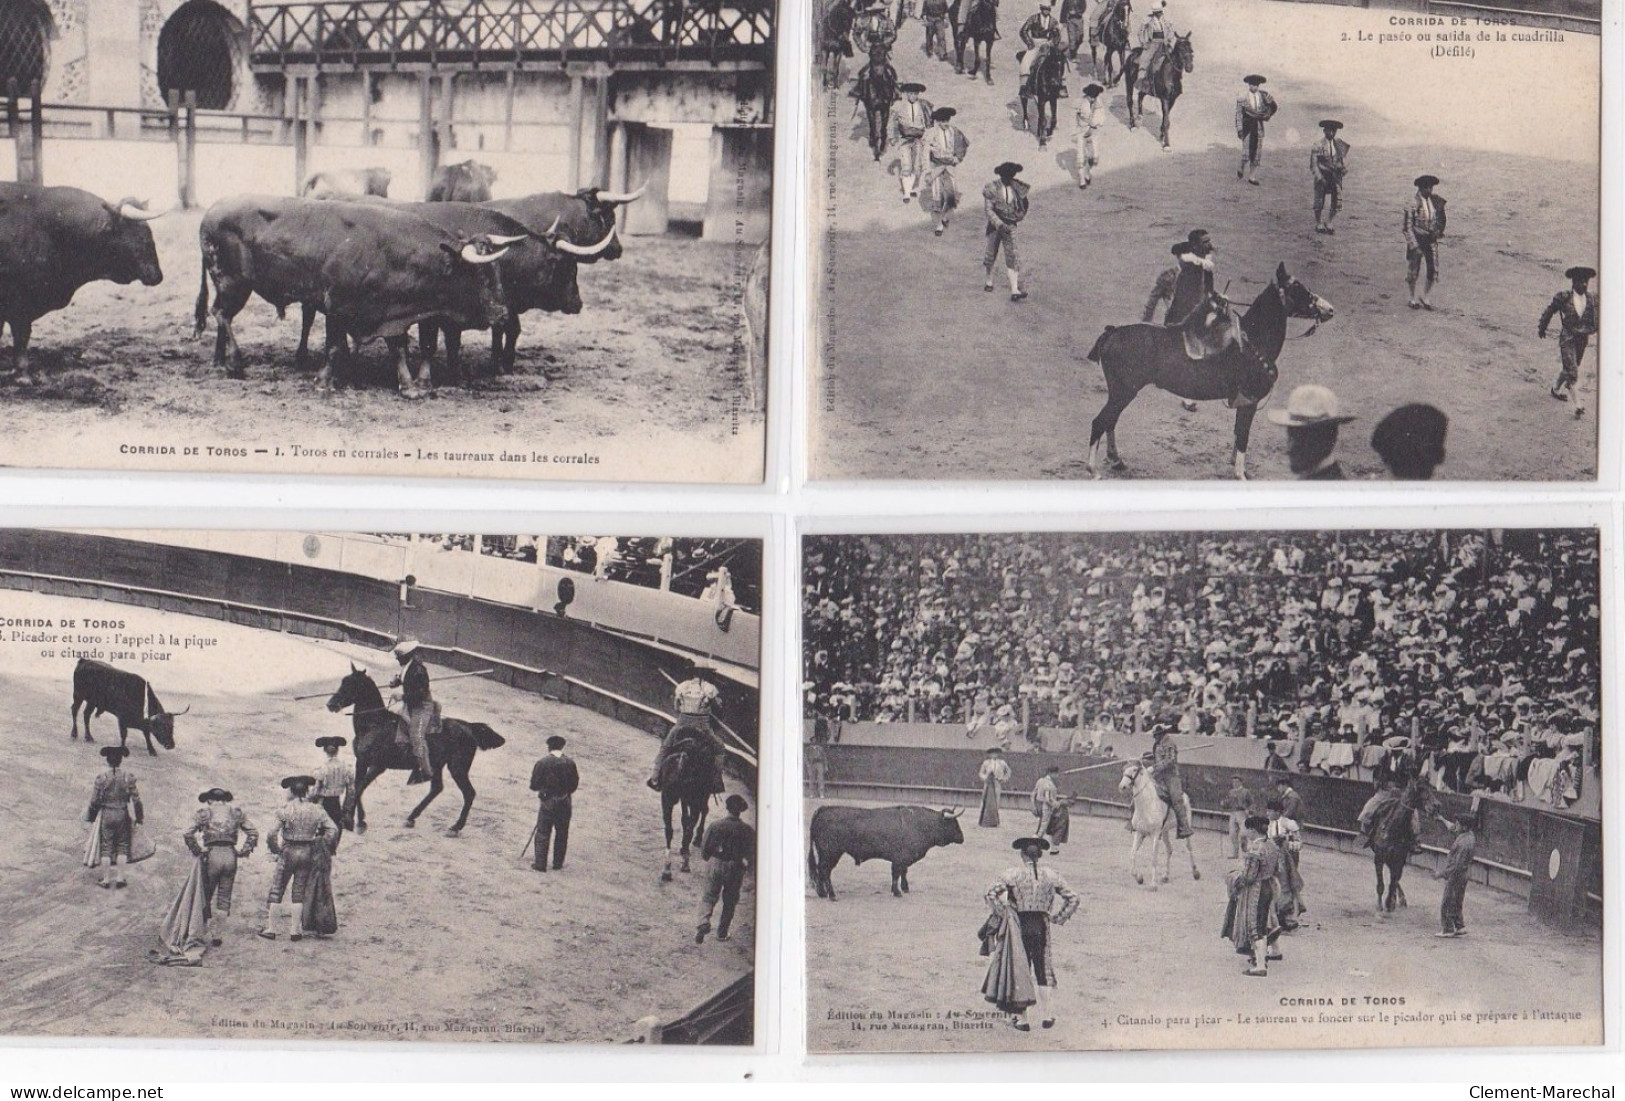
0;530;759;777
815;744;1602;930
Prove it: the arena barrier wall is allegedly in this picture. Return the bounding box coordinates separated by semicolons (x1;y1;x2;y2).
0;530;759;776
95;530;759;671
816;745;1601;927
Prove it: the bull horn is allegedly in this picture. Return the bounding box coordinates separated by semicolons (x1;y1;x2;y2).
543;216;562;238
596;182;647;205
484;233;530;247
461;243;511;265
554;227;617;258
116;201;166;222
946;806;965;819
166;705;191;717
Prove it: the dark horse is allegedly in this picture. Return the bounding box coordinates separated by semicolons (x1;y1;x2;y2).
1124;32;1192;149
1371;777;1443;914
1019;40;1067;148
852;44;898;161
1084;263;1334;479
819;0;856;89
324;664;505;836
657;736;715;881
950;0;998;83
1094;0;1131;86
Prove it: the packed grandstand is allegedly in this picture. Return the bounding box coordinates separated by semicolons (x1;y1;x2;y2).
803;531;1600;805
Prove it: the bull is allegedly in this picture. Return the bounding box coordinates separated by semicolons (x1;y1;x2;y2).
302;167;393;199
70;658;188;755
194;196;517;396
807;804;965;901
0;183;164;386
429;160;498;203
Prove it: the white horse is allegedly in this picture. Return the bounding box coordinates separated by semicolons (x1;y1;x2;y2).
1118;760;1200;888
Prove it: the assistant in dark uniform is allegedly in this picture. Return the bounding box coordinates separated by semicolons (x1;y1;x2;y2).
983;162;1031;300
529;735;580;872
695;794;756;944
1268;384;1355;480
1235;75;1276;185
1539;265;1598;413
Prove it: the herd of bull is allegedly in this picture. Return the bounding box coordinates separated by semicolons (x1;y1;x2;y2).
0;160;643;398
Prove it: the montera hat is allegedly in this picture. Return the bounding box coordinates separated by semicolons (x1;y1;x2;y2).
546;735;568;750
1243;74;1267;85
1565;266;1597;282
985;746;1004;754
1012;836;1052;851
1266;384;1356;427
1413;174;1440;189
900;81;927;93
281;774;317;790
1318;119;1344;131
993;161;1024;178
1083;82;1104;97
99;746;128;763
315;735;348;749
932;106;957;121
392;638;421;659
725;794;749;814
1187;228;1212;245
198;787;233;803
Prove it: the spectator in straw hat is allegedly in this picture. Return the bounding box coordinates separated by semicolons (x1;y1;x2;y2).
1267;384;1355;480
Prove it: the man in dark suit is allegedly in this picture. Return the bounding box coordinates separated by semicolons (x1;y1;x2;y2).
528;735;580;872
695;795;756;944
1267;384;1355;479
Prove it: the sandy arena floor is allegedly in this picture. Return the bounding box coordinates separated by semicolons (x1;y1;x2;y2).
804;797;1600;1052
0;590;755;1044
811;0;1599;480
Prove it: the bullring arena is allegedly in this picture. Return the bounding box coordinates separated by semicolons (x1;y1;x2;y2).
0;531;758;1043
810;0;1599;480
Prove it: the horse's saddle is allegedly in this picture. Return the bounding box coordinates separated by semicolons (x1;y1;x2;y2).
390;700;443;748
1178;298;1241;361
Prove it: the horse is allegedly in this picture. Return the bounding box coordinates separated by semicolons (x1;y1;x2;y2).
657;737;714;881
1019;40;1068;148
324;663;505;836
852;44;898;161
1123;32;1192;149
1118;760;1199;888
1371;776;1443;914
950;0;998;83
820;0;857;88
1093;0;1131;86
1084;263;1335;480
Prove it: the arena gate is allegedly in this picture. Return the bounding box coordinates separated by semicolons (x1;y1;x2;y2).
0;0;774;239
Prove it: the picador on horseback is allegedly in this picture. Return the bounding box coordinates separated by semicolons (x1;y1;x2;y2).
1018;2;1067;94
1166;229;1242;368
387;639;439;784
1149;724;1194;839
853;0;899;54
649;661;728;795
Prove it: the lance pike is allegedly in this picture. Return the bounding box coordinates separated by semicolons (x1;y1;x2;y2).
1470;1090;1615;1099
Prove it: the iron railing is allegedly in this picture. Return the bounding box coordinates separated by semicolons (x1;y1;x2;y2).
248;0;776;68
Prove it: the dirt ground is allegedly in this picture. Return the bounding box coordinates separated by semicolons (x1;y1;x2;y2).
811;0;1600;480
0;591;755;1044
0;215;763;482
804;798;1601;1053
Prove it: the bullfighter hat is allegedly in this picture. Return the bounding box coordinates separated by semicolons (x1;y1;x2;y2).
314;735;348;749
1243;74;1267;85
1565;266;1597;282
99;746;128;763
546;735;568;750
392;638;421;659
1318;119;1344;131
985;746;1004;754
1171;241;1193;256
994;161;1024;179
725;794;749;814
899;82;927;94
1413;174;1440;189
1083;82;1104;97
932;107;957;121
198;788;233;803
281;774;317;790
1266;384;1356;427
1012;836;1051;851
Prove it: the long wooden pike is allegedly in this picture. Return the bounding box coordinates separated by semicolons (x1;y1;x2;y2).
1060;740;1225;776
291;667;497;701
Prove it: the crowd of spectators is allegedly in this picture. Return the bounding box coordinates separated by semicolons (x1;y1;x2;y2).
803;531;1600;806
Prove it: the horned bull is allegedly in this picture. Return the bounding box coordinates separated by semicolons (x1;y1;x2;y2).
70;658;189;756
807;804;965;900
0;183;164;386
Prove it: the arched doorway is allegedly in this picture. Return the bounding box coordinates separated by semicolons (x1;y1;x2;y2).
158;0;243;110
0;0;52;96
